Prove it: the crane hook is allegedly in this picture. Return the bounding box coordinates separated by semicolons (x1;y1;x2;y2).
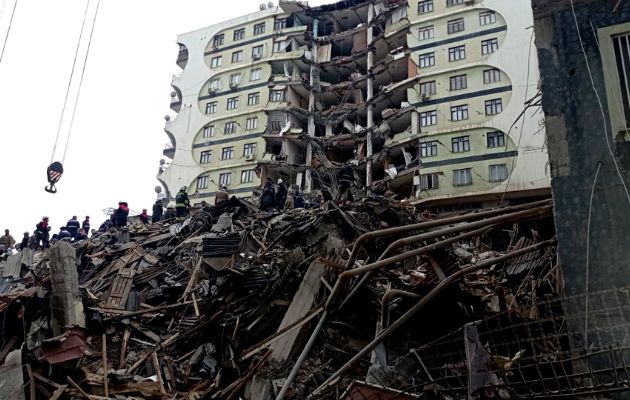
45;161;64;194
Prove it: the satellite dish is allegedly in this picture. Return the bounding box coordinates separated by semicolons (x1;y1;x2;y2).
259;3;266;10
155;186;162;194
159;159;166;165
170;91;177;97
267;1;274;8
164;115;171;121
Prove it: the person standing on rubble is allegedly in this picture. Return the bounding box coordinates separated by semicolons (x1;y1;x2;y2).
35;217;50;249
175;186;190;220
66;216;80;239
276;179;288;211
75;228;88;241
0;229;15;249
139;209;150;224
338;164;355;203
260;178;277;212
19;232;30;251
215;185;229;205
58;226;72;240
152;200;163;222
293;188;305;209
82;216;90;236
115;202;130;228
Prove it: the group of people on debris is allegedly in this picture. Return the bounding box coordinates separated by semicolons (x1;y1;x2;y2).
260;178;305;212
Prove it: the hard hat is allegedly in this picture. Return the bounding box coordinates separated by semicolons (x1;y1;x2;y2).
277;179;283;184
180;186;187;191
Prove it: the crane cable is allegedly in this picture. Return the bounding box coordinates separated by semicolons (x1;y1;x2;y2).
49;0;99;164
62;0;101;162
0;0;18;67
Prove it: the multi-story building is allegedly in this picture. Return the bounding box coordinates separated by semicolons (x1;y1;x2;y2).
158;0;550;207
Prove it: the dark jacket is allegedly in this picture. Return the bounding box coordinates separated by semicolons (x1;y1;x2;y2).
139;212;149;224
276;183;288;208
82;219;90;233
19;236;29;250
67;219;80;235
176;190;190;208
293;192;305;208
59;229;72;239
260;184;277;211
116;204;129;227
152;202;163;222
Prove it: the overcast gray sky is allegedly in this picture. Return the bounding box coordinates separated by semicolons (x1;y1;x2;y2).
0;0;332;236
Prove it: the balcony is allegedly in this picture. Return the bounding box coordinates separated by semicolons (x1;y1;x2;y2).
176;43;188;69
170;90;182;113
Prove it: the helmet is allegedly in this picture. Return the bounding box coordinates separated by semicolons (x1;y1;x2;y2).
277;179;283;184
180;186;187;191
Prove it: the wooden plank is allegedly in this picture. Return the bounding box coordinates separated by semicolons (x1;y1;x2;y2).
152;352;167;395
129;320;161;343
101;333;109;398
105;260;136;310
119;328;131;369
26;364;36;400
268;260;325;362
48;384;67;400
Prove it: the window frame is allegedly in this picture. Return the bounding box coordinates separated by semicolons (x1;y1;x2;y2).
250;68;262;81
447;18;465;34
418;0;434;13
197;175;209;190
229;73;241;86
205;102;217;114
448;45;466;62
222;146;235;160
233;28;245;41
244;142;257;156
241;169;255;183
252;45;264;58
418;25;435;41
453;168;472;186
226;97;239;110
487;131;506;147
274;18;287;30
420;141;438;157
209;78;220;90
231;50;243;63
420;110;438;127
420;172;440;190
203;125;215;138
210;56;222;68
447;0;464;6
270;89;286;102
420;80;437;96
419;52;436;68
200;150;212;164
489;164;508;182
248;92;260;106
451;136;471;153
479;10;497;26
246;117;258;130
481;38;499;55
483;68;501;84
219;172;232;186
485;98;503;115
449;74;468;91
224;121;237;134
450;104;469;121
213;34;224;47
253;22;265;35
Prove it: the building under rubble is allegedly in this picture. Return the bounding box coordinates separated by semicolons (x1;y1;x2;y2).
158;0;550;207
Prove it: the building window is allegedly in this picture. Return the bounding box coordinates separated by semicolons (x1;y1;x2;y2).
219;172;232;186
274;18;287;30
487;131;505;147
418;0;433;13
227;97;239;110
420;141;438;157
246;117;258;130
233;28;245;41
447;18;465;34
200;150;212;164
244;142;257;156
209;78;220;91
449;74;467;91
420;80;436;96
252;45;264;58
453;168;472;186
273;40;287;53
420;110;437;127
210;56;222;68
248;92;260;105
270;90;286;102
197;175;209;190
451;104;469;121
213;34;224;47
250;68;262;81
229;74;241;87
418;25;434;40
483;68;501;84
224;121;237;134
420;173;439;190
241;169;255;183
482;38;499;55
222;147;234;160
419;52;435;68
489;164;508;182
203;125;215;138
206;102;217;114
270;120;283;132
448;45;466;62
479;11;496;26
452;136;470;152
447;0;464;6
485;98;503;115
232;50;243;63
253;22;265;35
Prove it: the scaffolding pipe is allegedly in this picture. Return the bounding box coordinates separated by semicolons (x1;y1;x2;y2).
276;204;552;400
309;239;557;397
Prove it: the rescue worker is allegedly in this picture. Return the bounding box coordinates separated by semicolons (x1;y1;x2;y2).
163;207;176;221
115;202;130;228
75;228;88;241
66;216;81;239
139;209;150;224
82;216;90;235
275;179;288;211
338;164;355;203
0;229;16;249
260;178;277;212
152;200;163;223
293;189;305;209
215;185;229;205
321;187;333;202
58;226;72;240
175;187;190;220
19;232;30;251
35;217;50;249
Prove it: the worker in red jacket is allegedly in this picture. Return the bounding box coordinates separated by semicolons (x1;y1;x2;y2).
139;209;150;224
35;217;50;249
114;202;129;228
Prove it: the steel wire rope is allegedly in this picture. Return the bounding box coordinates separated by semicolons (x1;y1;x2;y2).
0;0;18;67
49;0;91;164
62;0;101;163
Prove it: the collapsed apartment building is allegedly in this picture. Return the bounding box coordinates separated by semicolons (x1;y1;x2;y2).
158;0;550;208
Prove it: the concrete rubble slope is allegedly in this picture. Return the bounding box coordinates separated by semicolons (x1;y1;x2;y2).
0;195;585;399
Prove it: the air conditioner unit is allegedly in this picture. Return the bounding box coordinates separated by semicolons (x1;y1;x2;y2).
229;82;240;89
252;53;262;60
208;86;218;94
420;92;430;100
245;153;256;161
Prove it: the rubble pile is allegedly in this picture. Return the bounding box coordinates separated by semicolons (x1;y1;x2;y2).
0;196;558;399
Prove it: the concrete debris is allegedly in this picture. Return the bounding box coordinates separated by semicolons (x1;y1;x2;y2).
0;196;563;399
